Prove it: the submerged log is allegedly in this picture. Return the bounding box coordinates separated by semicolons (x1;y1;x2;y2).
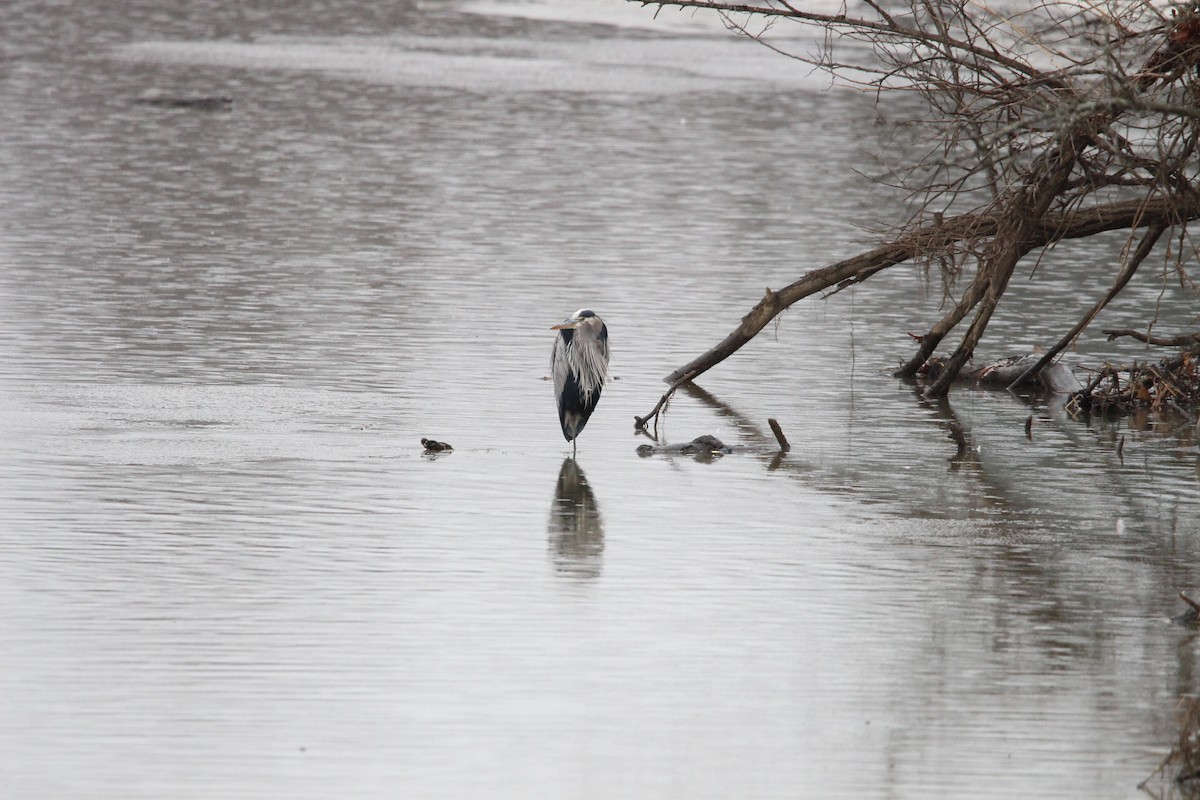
636;417;791;459
923;354;1084;393
635;432;792;458
636;435;732;457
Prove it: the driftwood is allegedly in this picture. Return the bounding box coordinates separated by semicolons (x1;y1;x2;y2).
636;435;732;457
635;418;791;458
635;435;779;458
768;418;791;453
922;354;1084;394
1066;349;1200;413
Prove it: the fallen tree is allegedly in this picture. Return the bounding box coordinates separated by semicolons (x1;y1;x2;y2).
634;0;1200;397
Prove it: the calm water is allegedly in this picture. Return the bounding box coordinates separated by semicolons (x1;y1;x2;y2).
1;2;1198;798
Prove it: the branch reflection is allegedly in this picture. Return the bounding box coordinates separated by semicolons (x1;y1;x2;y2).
680;382;789;470
547;458;604;579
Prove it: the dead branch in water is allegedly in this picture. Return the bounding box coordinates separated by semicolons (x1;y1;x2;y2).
1068;350;1200;413
767;418;790;453
637;435;731;457
635;430;788;458
634;371;697;437
1103;329;1200;348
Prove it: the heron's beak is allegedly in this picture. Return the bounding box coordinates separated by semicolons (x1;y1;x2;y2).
550;317;580;330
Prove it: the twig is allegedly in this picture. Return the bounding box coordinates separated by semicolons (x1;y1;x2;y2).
634;371;697;435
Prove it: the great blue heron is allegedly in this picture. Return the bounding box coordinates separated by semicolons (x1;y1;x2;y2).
550;309;610;455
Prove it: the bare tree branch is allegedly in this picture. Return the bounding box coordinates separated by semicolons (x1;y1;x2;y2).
642;0;1064;84
664;195;1200;384
636;0;1200;394
1103;329;1200;346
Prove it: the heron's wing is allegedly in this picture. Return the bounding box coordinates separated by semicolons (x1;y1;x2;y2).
558;369;602;441
551;329;573;413
596;322;610;369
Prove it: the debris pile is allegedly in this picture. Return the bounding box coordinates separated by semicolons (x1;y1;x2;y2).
1068;349;1200;414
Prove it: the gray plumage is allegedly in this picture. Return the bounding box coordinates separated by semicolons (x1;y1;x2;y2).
550;309;610;454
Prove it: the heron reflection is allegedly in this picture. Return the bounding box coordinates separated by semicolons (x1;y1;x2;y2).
547;457;604;579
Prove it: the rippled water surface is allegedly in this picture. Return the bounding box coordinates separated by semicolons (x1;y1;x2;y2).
2;2;1198;798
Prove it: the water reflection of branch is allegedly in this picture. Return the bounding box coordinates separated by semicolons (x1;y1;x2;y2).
908;384;1040;516
681;382;769;441
912;387;982;472
547;458;604;579
679;383;789;470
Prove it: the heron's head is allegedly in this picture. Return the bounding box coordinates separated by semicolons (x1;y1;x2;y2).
551;309;603;331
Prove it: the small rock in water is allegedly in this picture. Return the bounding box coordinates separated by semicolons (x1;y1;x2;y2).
421;438;453;453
